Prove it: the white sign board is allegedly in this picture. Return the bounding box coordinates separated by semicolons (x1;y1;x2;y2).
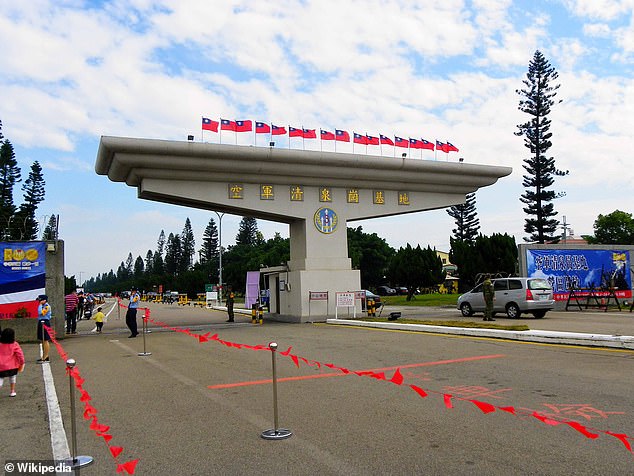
335;292;356;319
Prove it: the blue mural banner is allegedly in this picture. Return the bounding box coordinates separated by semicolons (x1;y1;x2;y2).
526;249;632;301
0;242;46;318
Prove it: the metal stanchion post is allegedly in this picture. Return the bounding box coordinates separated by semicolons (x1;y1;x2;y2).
138;310;152;357
63;359;93;469
261;342;292;440
117;299;121;320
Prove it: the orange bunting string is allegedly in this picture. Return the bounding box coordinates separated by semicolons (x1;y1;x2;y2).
45;324;138;472
140;317;634;456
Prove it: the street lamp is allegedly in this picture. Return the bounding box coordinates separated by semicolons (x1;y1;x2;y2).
214;212;225;305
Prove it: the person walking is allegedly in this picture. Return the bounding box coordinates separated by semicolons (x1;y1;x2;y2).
65;289;79;334
36;294;52;362
93;307;105;333
482;275;496;321
226;287;235;322
0;328;25;397
126;287;141;338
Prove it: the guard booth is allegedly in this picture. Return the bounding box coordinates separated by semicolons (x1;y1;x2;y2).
260;266;288;316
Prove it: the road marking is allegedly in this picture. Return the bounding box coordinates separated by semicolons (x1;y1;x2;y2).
41;356;71;462
207;354;505;389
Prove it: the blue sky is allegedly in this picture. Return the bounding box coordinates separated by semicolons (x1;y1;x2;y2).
1;0;633;282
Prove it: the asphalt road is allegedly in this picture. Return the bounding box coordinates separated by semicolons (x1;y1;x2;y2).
1;301;633;475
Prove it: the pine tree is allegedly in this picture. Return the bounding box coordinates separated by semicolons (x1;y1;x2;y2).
199;217;219;264
153;230;165;273
0;138;21;239
180;217;195;271
134;255;145;276
144;250;154;274
12;161;45;239
42;215;58;240
446;192;480;243
236;217;259;246
164;233;182;275
516;50;568;243
125;253;134;276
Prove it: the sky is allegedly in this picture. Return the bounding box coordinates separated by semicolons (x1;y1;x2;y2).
1;0;633;284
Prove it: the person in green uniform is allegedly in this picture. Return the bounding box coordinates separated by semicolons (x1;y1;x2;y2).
482;275;495;321
226;286;235;322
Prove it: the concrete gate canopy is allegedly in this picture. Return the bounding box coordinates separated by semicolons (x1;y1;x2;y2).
95;136;511;321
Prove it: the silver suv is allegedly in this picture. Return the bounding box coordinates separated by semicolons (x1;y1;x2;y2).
457;277;554;319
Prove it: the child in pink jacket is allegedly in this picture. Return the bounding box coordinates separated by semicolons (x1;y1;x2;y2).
0;328;26;397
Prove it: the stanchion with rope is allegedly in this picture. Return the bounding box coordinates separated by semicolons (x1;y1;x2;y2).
62;359;94;470
261;342;292;440
138;309;152;357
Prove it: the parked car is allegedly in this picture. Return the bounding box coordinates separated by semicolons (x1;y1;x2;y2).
363;290;381;303
376;285;396;296
457;277;555;318
395;287;409;295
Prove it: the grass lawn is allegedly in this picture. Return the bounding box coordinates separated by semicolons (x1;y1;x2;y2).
380;293;459;307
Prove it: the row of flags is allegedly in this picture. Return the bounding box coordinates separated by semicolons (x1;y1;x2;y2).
201;117;459;153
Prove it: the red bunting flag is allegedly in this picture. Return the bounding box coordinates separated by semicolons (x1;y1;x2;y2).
116;459;139;474
410;385;428;398
443;394;454;409
110;446;124;458
566;421;599;439
471;400;496;414
390;368;404;385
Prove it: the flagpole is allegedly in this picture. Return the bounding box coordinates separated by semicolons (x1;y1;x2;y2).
288;126;291;150
235;120;237;146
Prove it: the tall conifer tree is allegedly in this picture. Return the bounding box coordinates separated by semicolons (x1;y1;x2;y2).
446;192;480;243
516;50;568;243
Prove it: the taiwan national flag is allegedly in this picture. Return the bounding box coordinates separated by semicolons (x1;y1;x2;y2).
436;140;450;153
380;134;394;146
446;141;459;152
302;128;317;139
235;120;252;132
353;133;368;145
335;129;350;142
366;135;380;145
255;122;271;134
394;136;409;148
271;124;287;135
220;119;237;131
421;139;435;150
289;127;303;138
202;117;219;132
321;129;335;140
409;138;423;149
